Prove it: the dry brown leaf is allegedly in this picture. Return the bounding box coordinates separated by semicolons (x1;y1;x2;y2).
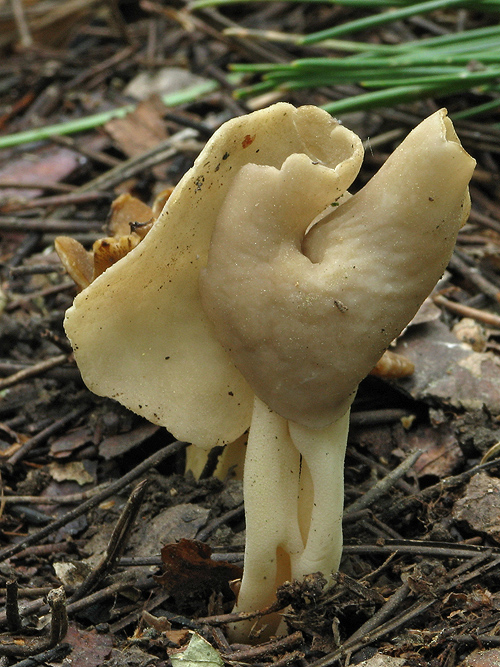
92;235;141;280
369;350;414;378
54;236;93;292
105;97;169;163
156;538;242;601
109;193;154;237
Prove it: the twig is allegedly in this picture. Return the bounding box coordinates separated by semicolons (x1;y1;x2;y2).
382;457;500;524
222;631;304;662
343;539;500;559
9;264;65;276
272;650;305;667
196;504;244;541
6;579;22;632
6;282;76;311
0;587;67;598
4;191;112;212
11;542;81;560
0;355;69;392
41;329;75;354
76;128;199;194
0;439;186;562
113;591;172;634
350;408;412;427
197;600;283;626
47;588;68;645
433;293;500;328
304;553;500;667
64;45;135;92
448;252;500;302
10;0;32;48
344;449;422;516
69;479;149;602
344;582;410;645
2;483;111;505
117;551;244;566
452;635;500;646
8;643;71;667
7;405;88;466
0;181;76;192
0;586;68;658
51;134;121;168
0;217;103;233
348;449;415;495
7;233;40;268
66;575;156;616
0;575;155;629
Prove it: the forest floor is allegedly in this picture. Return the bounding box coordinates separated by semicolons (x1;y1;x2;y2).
1;1;500;666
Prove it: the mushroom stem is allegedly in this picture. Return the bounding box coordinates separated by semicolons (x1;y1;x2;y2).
231;396;303;640
290;409;350;580
231;401;350;640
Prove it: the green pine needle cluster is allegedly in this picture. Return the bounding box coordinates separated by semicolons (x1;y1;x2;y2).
199;0;500;119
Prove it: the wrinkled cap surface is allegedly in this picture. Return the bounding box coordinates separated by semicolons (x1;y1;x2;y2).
200;109;475;427
64;103;364;447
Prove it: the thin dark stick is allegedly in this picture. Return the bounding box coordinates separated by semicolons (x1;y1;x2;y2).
0;586;68;658
7;233;40;268
0;217;103;233
306;552;500;667
66;575;156;616
350;408;411;427
5;191;112;212
343;540;500;559
113;592;172;634
0;439;186;562
8;643;71;667
0;181;76;192
382;457;500;524
47;588;68;645
9;264;66;276
272;649;305;667
449;252;500;302
223;631;304;662
344;449;422;516
7;405;88;466
51;134;121;168
6;579;22;632
76;128;198;193
453;635;500;646
197;600;282;626
0;587;66;598
0;355;69;392
2;483;111;505
196;504;244;542
6;282;76;312
344;582;410;645
69;479;149;602
348;449;415;495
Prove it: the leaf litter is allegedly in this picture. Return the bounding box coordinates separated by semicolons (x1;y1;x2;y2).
1;2;500;666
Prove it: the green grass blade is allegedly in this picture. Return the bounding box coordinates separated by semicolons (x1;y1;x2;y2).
301;0;473;44
0;79;223;150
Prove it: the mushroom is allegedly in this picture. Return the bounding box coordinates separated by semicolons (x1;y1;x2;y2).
63;103;475;639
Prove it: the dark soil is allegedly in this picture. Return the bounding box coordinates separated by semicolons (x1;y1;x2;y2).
1;2;500;666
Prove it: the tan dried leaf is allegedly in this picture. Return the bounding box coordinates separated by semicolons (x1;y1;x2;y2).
369;350;415;378
109;193;154;237
54;236;93;291
92;235;141;280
